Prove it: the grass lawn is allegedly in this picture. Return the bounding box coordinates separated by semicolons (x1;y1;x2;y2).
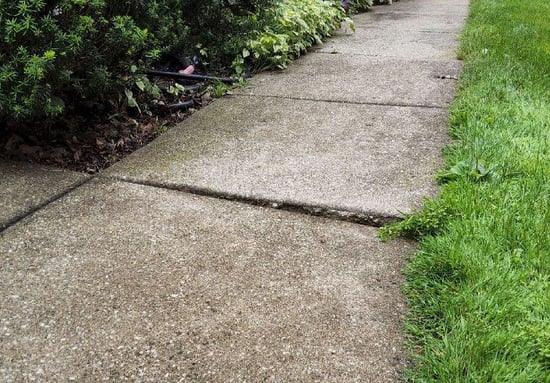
381;0;550;381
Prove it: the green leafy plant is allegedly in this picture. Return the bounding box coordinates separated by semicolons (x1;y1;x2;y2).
207;81;232;98
232;0;348;74
437;160;499;183
178;0;277;74
166;83;188;97
0;0;371;128
379;198;453;241
352;0;374;12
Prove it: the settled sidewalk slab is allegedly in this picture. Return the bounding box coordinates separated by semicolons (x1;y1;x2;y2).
106;97;450;220
0;179;415;382
0;160;89;230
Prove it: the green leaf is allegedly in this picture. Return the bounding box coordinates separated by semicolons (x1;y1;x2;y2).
135;79;145;91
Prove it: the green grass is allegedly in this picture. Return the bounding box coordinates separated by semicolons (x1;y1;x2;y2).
380;0;550;381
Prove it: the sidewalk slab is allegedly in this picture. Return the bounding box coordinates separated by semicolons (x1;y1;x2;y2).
245;55;461;107
0;178;415;382
316;26;459;60
318;0;465;60
353;3;467;32
0;160;89;230
371;0;470;18
105;96;450;218
354;12;466;32
357;13;466;33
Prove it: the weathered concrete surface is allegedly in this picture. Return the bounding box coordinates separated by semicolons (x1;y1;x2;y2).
245;55;461;107
316;29;458;60
106;96;450;218
105;0;466;219
0;160;89;230
0;179;415;382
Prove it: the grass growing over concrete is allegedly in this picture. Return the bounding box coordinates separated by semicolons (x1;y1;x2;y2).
381;0;550;381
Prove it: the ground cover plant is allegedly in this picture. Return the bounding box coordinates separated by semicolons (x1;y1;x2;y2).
380;0;549;381
231;0;352;74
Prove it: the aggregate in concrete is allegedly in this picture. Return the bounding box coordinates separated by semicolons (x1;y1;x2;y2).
0;160;89;230
245;55;462;107
0;178;415;382
105;96;450;218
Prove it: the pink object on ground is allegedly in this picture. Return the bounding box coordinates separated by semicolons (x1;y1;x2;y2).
178;65;195;75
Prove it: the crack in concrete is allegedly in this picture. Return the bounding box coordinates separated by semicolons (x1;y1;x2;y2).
105;175;402;228
435;74;460;80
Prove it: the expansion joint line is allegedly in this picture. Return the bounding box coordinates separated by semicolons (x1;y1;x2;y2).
0;176;94;234
107;175;401;228
236;93;447;110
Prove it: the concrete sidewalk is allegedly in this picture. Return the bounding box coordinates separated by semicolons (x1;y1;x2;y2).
0;0;468;381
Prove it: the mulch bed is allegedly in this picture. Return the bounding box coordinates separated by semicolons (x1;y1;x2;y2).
0;76;217;174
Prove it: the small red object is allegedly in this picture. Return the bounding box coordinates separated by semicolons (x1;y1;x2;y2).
178;65;195;75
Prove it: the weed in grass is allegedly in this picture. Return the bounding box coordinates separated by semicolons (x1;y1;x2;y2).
437;160;499;184
379;198;453;241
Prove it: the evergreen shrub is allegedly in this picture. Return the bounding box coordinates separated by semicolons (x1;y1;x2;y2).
0;0;274;125
0;0;363;127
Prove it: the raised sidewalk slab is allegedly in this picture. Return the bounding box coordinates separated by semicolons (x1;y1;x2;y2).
0;160;89;230
106;97;450;220
0;179;414;382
